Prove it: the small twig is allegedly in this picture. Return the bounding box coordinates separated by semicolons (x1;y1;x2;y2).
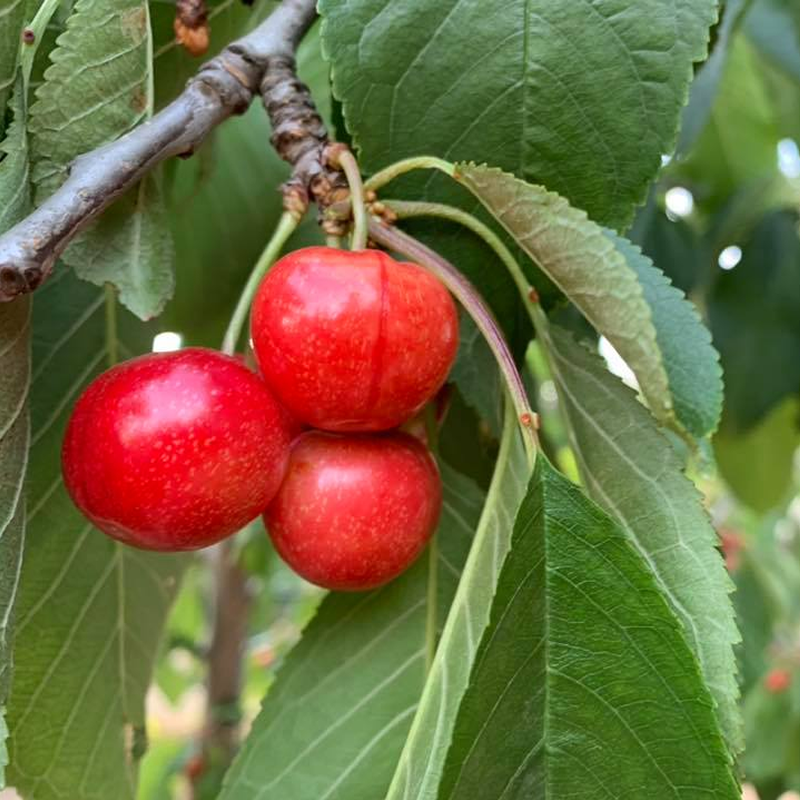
0;0;319;302
259;60;348;226
192;541;253;796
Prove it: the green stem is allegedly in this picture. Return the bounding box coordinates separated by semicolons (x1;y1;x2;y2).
221;212;299;356
337;150;368;250
386;198;556;346
385;200;532;302
364;157;456;194
325;235;343;249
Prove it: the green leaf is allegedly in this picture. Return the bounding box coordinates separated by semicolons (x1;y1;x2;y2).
742;680;800;785
0;298;29;704
629;192;707;295
29;0;174;320
219;464;483;800
0;711;7;787
438;457;740;800
385;405;531;800
708;209;800;431
458;164;723;438
746;0;800;84
678;0;756;155
450;313;502;437
0;77;30;794
675;36;781;213
611;230;723;439
319;0;717;230
715;397;800;513
6;272;183;800
542;325;741;755
0;0;25;131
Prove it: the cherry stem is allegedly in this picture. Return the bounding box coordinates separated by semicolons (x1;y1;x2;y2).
325;234;344;249
385;200;584;469
384;199;551;332
363;156;456;194
367;217;538;460
221;211;299;356
336;150;368;250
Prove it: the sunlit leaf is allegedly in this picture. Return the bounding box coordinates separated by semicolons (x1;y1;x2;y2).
439;457;739;800
543;325;740;755
458;164;722;438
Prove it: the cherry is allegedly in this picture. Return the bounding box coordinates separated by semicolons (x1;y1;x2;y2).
264;430;442;590
62;348;292;551
250;246;459;432
764;668;791;694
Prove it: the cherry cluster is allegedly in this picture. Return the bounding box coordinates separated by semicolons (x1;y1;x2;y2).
62;247;459;591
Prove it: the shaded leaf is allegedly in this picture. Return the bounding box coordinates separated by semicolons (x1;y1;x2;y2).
219;465;483;800
450;313;501;437
439;457;739;800
459;164;722;438
0;76;30;794
746;0;800;84
678;0;756;154
320;0;717;230
543;326;740;755
708;209;800;431
675;37;780;213
385;405;532;800
6;272;183;800
742;678;800;786
29;0;174;319
629;192;707;295
715;397;800;513
0;298;29;705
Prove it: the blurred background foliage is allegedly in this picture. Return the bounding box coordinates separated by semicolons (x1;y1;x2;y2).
11;0;795;797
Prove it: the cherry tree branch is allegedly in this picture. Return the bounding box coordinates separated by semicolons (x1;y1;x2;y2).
0;0;319;302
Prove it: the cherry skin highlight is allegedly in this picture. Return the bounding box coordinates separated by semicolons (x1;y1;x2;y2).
62;348;292;551
264;431;442;591
250;246;459;432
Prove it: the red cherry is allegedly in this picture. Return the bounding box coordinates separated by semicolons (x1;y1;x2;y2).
62;348;291;551
250;246;459;432
765;668;792;694
264;431;442;590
